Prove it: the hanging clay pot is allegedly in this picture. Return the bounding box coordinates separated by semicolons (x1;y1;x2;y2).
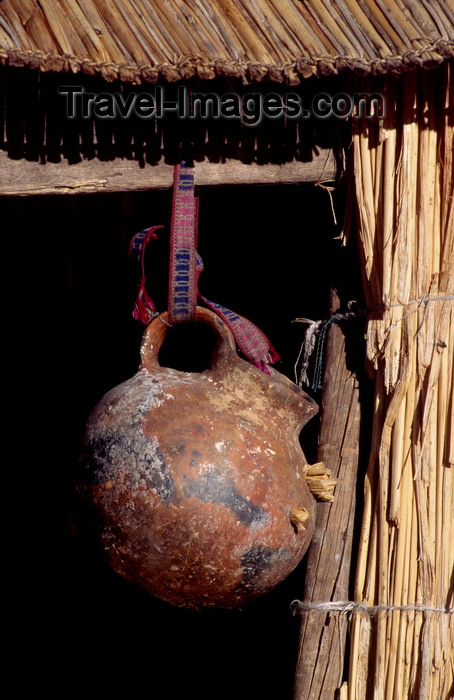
76;307;318;609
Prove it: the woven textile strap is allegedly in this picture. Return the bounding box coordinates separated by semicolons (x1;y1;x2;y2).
129;163;279;374
202;297;279;374
168;163;199;324
195;253;280;374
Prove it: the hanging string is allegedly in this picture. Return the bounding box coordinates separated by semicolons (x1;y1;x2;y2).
293;319;323;388
315;178;338;225
311;320;331;391
293;307;359;390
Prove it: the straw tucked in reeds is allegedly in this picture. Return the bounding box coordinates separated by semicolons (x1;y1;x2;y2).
347;62;453;700
0;0;453;83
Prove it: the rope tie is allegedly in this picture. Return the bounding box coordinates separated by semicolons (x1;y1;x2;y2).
293;307;359;389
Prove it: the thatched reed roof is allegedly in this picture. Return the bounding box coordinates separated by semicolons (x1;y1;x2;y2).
0;0;453;85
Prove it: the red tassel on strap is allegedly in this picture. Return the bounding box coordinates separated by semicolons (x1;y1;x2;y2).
129;225;163;324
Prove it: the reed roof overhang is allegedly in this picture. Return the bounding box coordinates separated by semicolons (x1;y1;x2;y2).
0;0;453;85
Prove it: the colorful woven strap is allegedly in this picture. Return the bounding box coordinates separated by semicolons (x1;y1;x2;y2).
129;163;279;374
200;296;280;373
195;253;279;373
168;163;199;324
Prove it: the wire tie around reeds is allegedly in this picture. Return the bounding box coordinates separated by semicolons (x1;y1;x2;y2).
293;318;323;388
383;293;454;334
387;294;454;307
291;600;454;618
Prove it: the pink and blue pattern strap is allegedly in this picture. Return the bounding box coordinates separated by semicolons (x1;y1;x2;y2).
168;163;199;324
130;163;279;374
198;294;280;374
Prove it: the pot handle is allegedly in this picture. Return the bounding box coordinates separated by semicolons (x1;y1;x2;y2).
139;306;237;372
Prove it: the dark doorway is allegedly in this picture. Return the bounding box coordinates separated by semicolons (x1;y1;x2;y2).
5;180;359;699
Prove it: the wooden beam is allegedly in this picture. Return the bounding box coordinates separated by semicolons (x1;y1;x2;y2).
0;149;337;196
293;290;362;700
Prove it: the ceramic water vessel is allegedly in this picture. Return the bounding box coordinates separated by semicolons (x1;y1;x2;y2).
77;307;318;609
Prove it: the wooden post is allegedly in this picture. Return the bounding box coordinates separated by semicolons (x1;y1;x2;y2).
293;290;362;700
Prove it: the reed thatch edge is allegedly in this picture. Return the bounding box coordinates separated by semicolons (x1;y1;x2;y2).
1;40;453;84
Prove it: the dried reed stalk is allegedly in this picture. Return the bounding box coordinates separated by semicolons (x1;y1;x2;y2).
347;63;453;699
